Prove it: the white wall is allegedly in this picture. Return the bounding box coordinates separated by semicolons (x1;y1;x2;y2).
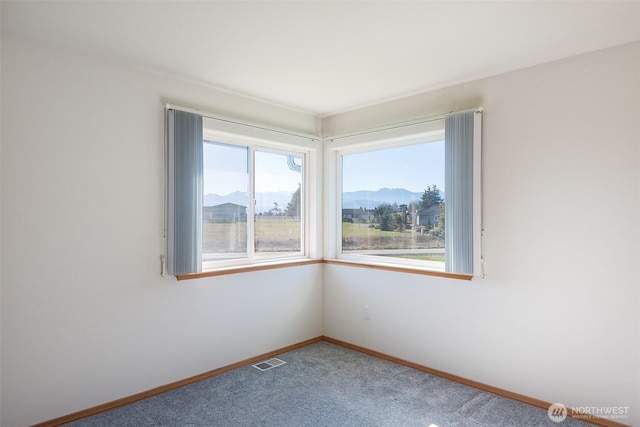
324;42;640;425
0;35;323;426
2;30;639;427
0;8;4;426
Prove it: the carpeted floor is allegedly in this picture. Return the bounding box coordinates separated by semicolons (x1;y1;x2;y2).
65;341;591;426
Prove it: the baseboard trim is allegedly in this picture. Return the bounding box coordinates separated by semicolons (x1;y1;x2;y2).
32;336;323;427
33;335;631;427
322;336;630;427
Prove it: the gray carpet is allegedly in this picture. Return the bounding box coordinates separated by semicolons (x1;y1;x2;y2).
65;341;591;426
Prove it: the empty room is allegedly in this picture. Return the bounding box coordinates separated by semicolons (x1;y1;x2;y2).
1;1;639;426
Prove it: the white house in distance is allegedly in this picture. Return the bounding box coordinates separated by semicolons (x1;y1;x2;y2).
416;204;441;230
1;2;639;426
204;203;248;223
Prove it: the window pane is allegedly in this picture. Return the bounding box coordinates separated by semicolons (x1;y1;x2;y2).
341;141;445;269
203;141;249;262
254;150;303;256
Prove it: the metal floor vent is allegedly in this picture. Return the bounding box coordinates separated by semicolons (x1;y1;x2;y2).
253;358;286;371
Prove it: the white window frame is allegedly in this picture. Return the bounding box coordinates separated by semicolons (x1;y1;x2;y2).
201;118;319;271
324;112;482;278
166;105;480;279
201;142;306;270
166;106;321;277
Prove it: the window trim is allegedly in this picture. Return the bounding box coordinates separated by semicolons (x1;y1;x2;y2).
176;259;472;282
338;141;448;273
200;141;308;270
329;124;447;272
324;110;483;278
165;104;480;281
177;259;324;281
165;105;322;277
201;122;316;270
323;259;473;281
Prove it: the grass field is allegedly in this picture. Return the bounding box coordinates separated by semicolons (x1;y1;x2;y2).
342;222;444;250
255;217;301;252
386;253;446;262
342;222;445;262
203;217;300;253
202;218;445;262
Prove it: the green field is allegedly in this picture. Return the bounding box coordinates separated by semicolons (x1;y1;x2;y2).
341;222;444;250
203;218;445;262
342;222;445;262
203;217;300;253
385;253;446;262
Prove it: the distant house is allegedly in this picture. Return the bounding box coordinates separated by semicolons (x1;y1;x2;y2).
416;204;441;228
342;208;373;223
204;203;247;223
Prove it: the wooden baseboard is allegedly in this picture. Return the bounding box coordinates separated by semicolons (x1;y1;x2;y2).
322;336;631;427
33;335;631;427
32;336;323;427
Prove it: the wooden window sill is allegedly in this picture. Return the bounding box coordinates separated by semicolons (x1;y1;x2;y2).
176;258;472;281
176;259;324;281
323;259;473;281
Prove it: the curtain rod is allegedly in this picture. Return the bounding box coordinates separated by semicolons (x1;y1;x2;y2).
326;107;483;142
165;103;321;142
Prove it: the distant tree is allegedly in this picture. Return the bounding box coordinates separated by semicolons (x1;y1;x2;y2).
397;204;410;230
267;201;281;216
285;184;301;219
394;213;405;232
374;203;398;231
435;203;445;236
418;185;443;210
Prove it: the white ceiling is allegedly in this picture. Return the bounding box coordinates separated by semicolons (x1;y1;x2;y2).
2;1;640;116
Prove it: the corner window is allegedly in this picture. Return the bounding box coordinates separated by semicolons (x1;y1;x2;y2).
329;110;482;277
167;109;315;276
202;144;304;270
166;106;479;279
341;141;446;271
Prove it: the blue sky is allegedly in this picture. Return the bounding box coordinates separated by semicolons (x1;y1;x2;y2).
204;140;444;196
204;142;301;195
342;141;444;193
204;142;248;196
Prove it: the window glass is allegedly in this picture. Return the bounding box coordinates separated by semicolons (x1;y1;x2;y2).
203;142;249;262
254;150;303;256
341;141;446;270
202;142;305;268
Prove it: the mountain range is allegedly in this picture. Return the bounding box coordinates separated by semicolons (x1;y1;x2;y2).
341;188;423;209
205;188;423;213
